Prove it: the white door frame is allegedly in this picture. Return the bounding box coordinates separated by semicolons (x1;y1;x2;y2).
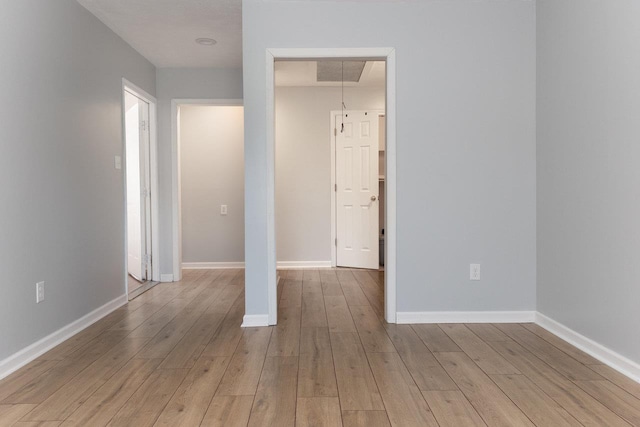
121;78;160;294
266;48;397;324
330;110;385;269
171;99;244;282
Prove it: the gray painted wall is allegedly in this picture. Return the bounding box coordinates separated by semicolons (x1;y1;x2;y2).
276;86;385;263
180;105;245;263
537;0;640;363
243;0;537;316
155;68;243;275
0;0;155;360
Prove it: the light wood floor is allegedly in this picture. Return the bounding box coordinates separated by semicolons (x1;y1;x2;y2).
1;269;640;426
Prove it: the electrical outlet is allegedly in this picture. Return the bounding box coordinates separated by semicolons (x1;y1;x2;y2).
36;281;45;303
220;205;228;215
470;264;481;281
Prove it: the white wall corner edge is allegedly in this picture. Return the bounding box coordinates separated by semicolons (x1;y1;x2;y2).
535;312;640;384
241;314;270;328
396;311;536;324
159;273;174;282
0;294;127;381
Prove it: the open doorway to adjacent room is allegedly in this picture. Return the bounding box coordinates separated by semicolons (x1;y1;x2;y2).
171;100;245;281
122;80;159;300
272;56;394;323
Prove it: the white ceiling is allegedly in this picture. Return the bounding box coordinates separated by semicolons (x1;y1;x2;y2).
76;0;242;68
275;61;386;87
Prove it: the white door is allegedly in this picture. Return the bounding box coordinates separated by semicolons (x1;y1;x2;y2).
125;91;151;282
336;111;379;269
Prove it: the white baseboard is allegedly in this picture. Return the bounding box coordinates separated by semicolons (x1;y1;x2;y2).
535;312;640;384
182;261;332;270
276;261;332;269
241;314;270;328
396;311;536;324
0;294;127;380
159;274;174;282
182;262;245;269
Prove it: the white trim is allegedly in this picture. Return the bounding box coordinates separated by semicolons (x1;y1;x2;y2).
159;274;174;282
330;110;385;269
122;79;160;289
277;261;332;269
268;48;395;60
122;79;155;105
330;112;337;268
181;261;332;269
384;51;397;323
241;314;270;328
396;311;536;324
183;262;245;269
535;312;640;384
149;96;160;283
266;52;278;326
265;47;397;326
171;100;181;282
171;99;244;285
0;295;127;380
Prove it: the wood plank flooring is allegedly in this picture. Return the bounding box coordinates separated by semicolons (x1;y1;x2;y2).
1;268;639;426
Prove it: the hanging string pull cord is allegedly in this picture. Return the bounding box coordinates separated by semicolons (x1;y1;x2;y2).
341;61;345;133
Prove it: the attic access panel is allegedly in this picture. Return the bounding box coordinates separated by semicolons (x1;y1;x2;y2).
317;61;366;83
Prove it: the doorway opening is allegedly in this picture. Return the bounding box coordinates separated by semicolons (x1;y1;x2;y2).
267;48;396;326
122;80;159;300
171;100;244;281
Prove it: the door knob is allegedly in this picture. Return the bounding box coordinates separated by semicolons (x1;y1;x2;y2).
371;195;377;201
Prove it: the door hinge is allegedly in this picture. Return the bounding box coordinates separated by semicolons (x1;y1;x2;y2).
334;128;337;137
142;188;150;198
141;120;147;131
335;238;337;246
143;254;151;265
334;184;337;192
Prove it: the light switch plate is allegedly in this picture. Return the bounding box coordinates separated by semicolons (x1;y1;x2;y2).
470;264;481;281
220;205;228;215
36;281;45;303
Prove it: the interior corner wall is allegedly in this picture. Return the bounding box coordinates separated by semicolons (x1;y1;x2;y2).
155;68;243;276
180;105;245;264
537;0;640;364
243;0;537;317
0;0;155;361
275;86;385;263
